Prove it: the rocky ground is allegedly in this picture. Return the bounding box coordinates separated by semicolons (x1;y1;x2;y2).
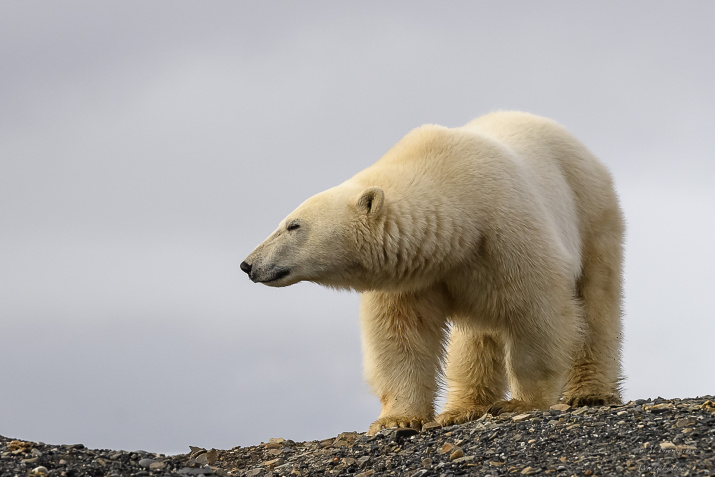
2;397;714;477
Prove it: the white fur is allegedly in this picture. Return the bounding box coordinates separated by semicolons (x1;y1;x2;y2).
242;111;624;434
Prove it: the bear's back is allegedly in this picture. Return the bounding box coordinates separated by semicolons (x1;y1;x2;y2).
462;111;621;273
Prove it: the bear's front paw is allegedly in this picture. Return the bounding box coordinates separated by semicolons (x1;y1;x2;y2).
487;399;534;416
433;407;488;427
367;416;428;436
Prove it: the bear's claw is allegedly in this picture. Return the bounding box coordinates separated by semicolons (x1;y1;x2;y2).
565;394;621;408
487;399;533;416
434;407;488;427
367;416;428;436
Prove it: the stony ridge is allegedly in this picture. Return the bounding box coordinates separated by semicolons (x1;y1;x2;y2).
2;396;714;476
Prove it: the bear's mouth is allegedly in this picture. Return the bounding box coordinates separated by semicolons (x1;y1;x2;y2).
257;267;291;284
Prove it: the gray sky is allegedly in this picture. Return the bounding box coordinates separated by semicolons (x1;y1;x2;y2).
1;1;714;454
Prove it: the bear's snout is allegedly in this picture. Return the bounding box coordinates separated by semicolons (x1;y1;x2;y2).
240;257;292;285
240;261;252;277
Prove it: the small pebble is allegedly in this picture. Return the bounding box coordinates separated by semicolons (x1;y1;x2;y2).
137;458;156;468
660;441;676;451
440;442;456;454
513;413;532;422
452;455;475;464
676;418;696;427
149;461;166;471
449;448;464;460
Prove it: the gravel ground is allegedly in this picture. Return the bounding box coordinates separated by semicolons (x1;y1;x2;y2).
2;396;714;476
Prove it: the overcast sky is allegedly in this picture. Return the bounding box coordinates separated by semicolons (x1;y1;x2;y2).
1;1;714;455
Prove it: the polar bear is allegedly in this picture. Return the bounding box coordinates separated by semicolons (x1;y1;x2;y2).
241;111;624;435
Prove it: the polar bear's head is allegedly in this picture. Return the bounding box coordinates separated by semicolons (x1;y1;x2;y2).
241;184;385;289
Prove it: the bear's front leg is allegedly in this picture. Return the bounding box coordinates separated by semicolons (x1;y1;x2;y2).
360;291;448;435
490;297;582;415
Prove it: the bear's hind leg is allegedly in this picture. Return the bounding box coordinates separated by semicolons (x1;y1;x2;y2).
360;290;448;435
563;226;624;407
435;328;507;426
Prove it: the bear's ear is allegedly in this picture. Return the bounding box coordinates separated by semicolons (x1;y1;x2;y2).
356;187;385;216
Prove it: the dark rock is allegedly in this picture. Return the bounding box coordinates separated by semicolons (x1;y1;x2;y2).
394;428;420;442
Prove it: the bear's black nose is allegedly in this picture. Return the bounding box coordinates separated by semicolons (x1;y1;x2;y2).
240;261;252;276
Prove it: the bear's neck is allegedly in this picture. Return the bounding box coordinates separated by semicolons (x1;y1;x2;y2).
356;198;477;292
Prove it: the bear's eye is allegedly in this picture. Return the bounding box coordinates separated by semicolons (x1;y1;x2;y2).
287;221;301;231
